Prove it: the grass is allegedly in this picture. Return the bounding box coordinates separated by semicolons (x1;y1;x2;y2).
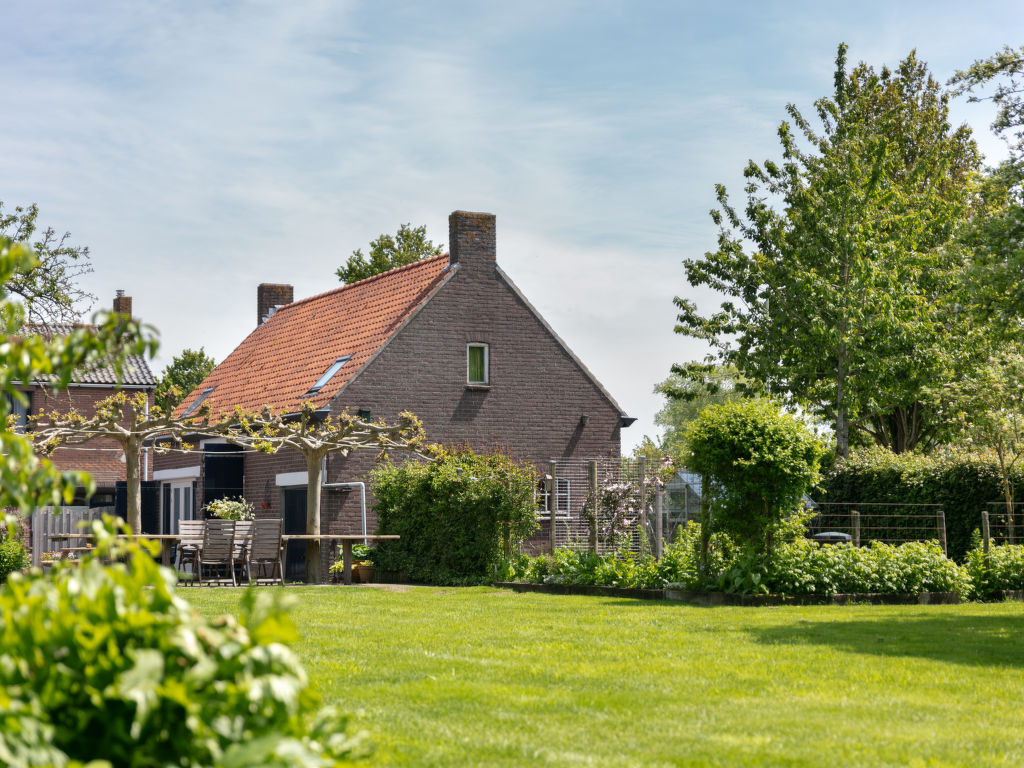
187;586;1024;767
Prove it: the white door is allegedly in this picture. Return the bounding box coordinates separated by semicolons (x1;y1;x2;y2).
163;481;195;535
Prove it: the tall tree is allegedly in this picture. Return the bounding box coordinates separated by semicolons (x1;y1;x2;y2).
336;223;442;284
155;347;216;412
0;202;95;325
674;45;981;456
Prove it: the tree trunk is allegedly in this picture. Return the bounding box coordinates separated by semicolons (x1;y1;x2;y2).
124;438;142;534
305;451;324;583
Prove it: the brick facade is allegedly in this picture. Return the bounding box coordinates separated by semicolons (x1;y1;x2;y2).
153;211;629;577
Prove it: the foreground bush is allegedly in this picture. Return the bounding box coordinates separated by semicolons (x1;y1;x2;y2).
964;544;1024;599
0;517;365;768
509;525;973;599
0;524;29;582
373;448;539;585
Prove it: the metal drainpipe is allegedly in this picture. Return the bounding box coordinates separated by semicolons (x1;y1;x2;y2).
320;456;367;543
143;396;150;481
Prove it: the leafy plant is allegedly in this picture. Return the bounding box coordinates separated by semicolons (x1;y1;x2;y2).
372;447;539;585
964;543;1024;599
0;516;367;767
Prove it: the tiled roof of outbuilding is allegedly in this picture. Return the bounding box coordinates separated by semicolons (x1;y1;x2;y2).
23;323;157;387
176;254;452;418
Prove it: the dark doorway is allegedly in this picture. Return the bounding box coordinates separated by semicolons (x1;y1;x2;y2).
283;488;307;581
203;444;244;506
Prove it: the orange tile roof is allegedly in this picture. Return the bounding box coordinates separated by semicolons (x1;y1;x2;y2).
177;254;451;418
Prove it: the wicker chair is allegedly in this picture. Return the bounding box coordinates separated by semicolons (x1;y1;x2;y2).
198;519;236;587
232;520;254;584
176;519;205;584
249;518;284;585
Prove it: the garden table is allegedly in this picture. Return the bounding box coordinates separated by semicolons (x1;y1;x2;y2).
49;533;182;567
280;534;400;585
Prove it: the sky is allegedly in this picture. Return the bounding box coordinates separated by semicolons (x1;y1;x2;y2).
1;1;1020;452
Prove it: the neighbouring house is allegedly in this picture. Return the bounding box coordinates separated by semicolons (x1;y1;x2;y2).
11;291;158;511
153;210;633;578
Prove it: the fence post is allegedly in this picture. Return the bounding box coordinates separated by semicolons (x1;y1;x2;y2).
851;510;860;548
655;485;664;559
547;460;557;554
938;508;947;556
1009;506;1016;546
638;457;648;553
982;510;991;555
588;460;598;553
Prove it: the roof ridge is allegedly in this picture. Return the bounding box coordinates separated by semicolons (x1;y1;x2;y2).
274;253;450;317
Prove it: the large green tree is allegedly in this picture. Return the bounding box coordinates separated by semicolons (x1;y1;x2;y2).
336;223;442;284
675;45;982;457
155;347;216;412
0;202;95;325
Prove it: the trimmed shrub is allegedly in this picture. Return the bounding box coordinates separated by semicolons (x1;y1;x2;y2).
0;535;29;582
822;446;1024;561
686;399;825;558
0;516;366;768
372;448;539;585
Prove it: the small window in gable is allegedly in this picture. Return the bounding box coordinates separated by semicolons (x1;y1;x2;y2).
308;355;352;394
182;387;215;417
467;343;489;385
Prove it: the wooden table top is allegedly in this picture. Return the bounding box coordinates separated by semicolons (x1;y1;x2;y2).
281;534;400;541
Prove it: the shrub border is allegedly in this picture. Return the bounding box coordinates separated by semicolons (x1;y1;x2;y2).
495;582;961;605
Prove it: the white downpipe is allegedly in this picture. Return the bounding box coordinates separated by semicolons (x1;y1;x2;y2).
320;457;368;543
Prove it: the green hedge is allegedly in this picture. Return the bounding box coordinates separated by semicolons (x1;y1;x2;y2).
372;449;539;585
821;446;1023;561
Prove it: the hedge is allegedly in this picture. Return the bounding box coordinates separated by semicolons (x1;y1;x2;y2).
820;446;1024;561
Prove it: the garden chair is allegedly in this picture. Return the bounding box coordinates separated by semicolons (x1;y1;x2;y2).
198;519;236;586
232;520;254;584
249;518;284;585
176;519;204;584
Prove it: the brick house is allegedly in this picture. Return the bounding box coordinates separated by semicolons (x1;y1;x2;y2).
10;292;158;510
153;210;633;577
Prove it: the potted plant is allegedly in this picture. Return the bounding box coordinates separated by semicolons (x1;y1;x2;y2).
202;496;255;521
330;544;376;583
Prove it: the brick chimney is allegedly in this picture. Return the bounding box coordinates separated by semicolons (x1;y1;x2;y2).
448;211;496;271
113;289;132;318
257;283;294;326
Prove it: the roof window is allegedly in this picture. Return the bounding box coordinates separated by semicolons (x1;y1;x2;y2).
307;356;352;394
182;387;215;417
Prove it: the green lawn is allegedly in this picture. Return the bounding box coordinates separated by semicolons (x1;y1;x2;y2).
187;586;1024;767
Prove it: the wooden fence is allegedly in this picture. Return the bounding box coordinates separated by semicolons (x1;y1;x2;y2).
29;506;113;567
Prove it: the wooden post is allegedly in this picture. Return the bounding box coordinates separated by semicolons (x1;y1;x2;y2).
638;457;648;553
982;510;991;555
588;460;598;553
655;485;664;559
938;509;947;556
547;460;557;554
851;510;860;548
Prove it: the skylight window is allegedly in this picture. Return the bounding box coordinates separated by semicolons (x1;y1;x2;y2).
307;355;352;394
182;387;215;417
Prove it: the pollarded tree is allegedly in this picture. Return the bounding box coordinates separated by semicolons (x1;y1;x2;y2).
0;237;156;513
215;402;436;582
33;392;213;534
674;44;982;456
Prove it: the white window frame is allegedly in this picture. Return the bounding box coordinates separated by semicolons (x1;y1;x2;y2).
4;389;30;432
536;478;570;520
467;343;489;385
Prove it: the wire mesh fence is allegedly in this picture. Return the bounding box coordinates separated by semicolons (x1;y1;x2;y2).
982;502;1024;547
807;503;948;552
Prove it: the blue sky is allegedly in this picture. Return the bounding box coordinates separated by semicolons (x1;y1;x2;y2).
2;1;1020;451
